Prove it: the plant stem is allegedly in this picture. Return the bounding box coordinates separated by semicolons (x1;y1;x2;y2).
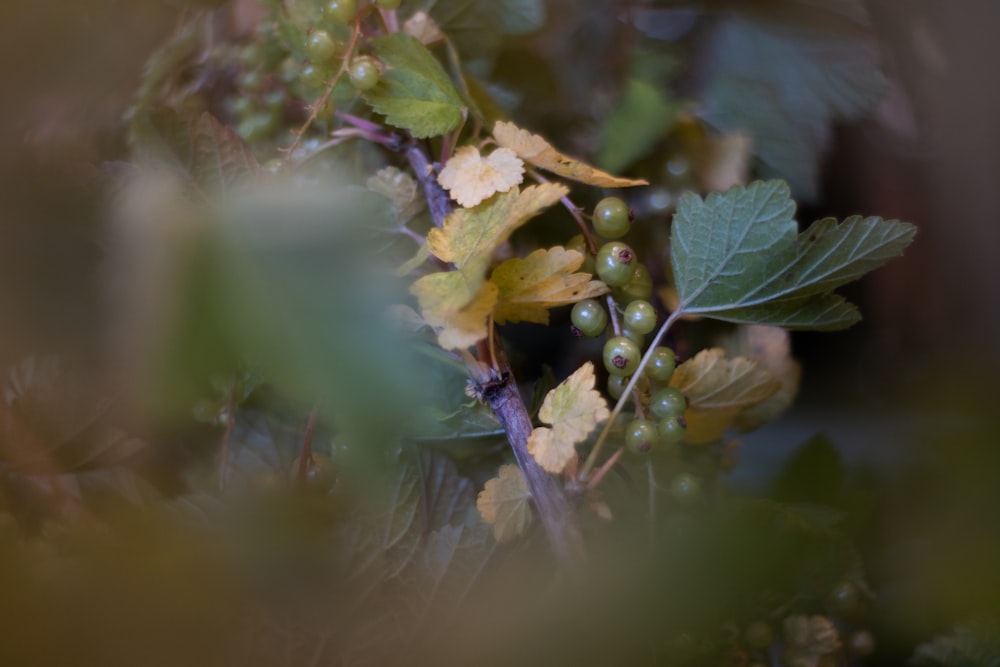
406;142;585;570
485;333;587;572
580;309;682;481
405;144;452;227
217;389;237;493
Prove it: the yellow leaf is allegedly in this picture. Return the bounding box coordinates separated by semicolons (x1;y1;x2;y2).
494;121;648;188
476;463;533;543
491;246;609;325
412;278;498;350
413;184;566;349
427;184;566;269
669;348;781;444
410;269;482;320
438;146;525;208
721;325;802;431
528;362;610;473
434;282;498;351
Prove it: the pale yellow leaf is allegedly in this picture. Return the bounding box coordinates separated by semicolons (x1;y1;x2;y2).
413;279;498;351
491;246;609;325
413;184;566;349
403;10;444;45
476;463;533;543
410;269;481;320
669;348;780;444
721;325;802;431
528;362;609;473
434;282;498;350
493;120;648;188
438;146;525;208
427;184;565;270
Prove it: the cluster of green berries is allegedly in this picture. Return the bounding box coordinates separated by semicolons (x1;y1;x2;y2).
569;196;688;453
298;0;392;98
224;26;295;143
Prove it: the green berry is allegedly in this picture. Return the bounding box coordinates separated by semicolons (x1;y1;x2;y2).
744;621;773;650
607;375;629;400
348;56;381;91
595;241;635;287
646;347;676;382
828;580;866;619
323;0;357;24
240;43;265;67
239;68;265;91
592;196;631;238
603;336;641;376
307;29;337;63
669;472;701;504
376;0;402;8
570;299;607;337
614;263;653;303
619;325;645;348
300;62;328;89
625;419;658;454
658;416;686;445
650;387;686;419
623;300;657;335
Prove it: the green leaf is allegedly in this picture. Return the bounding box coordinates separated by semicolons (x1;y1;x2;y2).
670;180;916;331
597;78;676;174
130;109;259;201
364;33;465;138
699;7;886;200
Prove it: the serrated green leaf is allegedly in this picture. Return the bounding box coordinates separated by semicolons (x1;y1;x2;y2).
670;180;915;330
364;33;465;138
597;78;676;174
130;109;259;202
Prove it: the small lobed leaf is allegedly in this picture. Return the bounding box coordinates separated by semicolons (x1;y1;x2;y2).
493;121;648;187
491;246;609;325
437;146;524;208
476;463;533;543
363;33;466;138
528;362;610;473
670;180;916;331
669;348;781;444
130;109;259;202
413;184;567;349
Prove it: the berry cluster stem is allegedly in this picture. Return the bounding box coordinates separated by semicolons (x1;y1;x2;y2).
407;143;586;571
580;309;683;481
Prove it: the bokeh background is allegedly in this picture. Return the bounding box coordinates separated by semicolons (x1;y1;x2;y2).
1;1;998;664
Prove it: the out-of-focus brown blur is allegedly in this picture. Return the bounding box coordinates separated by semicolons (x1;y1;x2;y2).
1;1;999;665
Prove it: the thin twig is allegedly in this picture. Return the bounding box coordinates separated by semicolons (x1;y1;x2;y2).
217;388;237;493
580;309;682;481
281;18;363;161
585;446;625;491
297;402;320;484
528;169;599;254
